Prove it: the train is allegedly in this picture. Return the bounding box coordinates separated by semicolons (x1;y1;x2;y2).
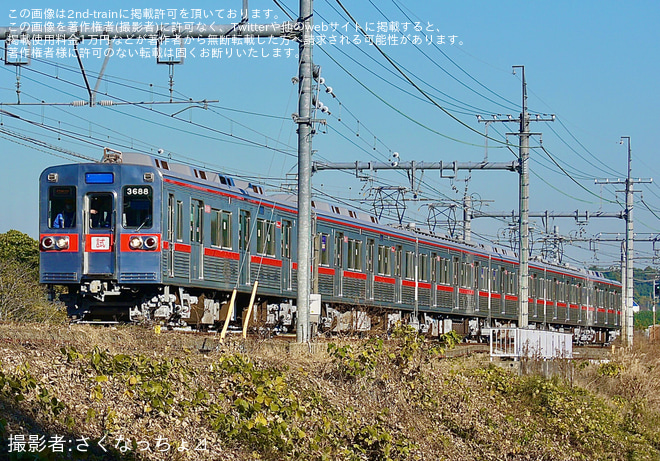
39;149;621;342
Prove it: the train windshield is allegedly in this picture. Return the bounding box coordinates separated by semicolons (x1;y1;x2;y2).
49;186;76;229
123;186;153;229
89;194;114;228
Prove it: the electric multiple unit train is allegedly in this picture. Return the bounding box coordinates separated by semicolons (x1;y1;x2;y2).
39;149;621;341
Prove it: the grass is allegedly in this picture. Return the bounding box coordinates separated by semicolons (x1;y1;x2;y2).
0;323;658;460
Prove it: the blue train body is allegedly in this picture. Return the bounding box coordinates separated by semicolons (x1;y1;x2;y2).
39;150;621;341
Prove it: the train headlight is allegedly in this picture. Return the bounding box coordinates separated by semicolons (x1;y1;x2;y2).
41;236;55;250
144;236;158;250
55;236;69;250
129;236;143;250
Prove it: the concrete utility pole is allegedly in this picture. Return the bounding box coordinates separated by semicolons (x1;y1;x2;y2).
295;0;314;343
478;66;554;328
596;137;652;347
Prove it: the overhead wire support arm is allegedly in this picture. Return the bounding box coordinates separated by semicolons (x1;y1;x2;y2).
312;160;518;173
472;210;625;220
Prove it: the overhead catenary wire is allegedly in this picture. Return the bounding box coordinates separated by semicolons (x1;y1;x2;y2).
3;6;649;261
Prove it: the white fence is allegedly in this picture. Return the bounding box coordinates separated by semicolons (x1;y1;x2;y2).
489;328;573;360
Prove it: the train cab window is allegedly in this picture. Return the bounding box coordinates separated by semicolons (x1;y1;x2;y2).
123;186;152;229
49;186;76;229
89;194;113;229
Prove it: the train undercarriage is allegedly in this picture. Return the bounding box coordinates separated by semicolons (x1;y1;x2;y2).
53;280;616;345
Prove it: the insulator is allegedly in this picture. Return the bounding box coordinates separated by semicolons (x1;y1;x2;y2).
98;100;114;106
70;100;87;106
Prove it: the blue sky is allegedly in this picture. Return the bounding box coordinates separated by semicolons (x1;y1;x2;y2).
1;0;659;269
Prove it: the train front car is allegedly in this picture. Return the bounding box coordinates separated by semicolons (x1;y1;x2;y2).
39;150;166;322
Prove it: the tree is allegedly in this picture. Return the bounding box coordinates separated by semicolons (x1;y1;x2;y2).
0;230;39;269
0;230;65;322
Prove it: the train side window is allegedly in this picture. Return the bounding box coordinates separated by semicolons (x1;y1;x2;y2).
377;245;390;275
319;233;330;266
256;219;276;256
222;211;232;249
444;259;452;285
211;209;220;246
211;209;232;249
347;238;362;271
394;245;402;277
49;186;76;229
577;284;583;305
176;200;184;241
123;186;152;229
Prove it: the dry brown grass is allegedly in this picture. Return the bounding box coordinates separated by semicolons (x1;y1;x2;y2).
0;324;658;460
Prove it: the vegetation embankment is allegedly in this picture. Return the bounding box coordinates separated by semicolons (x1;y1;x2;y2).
0;324;659;460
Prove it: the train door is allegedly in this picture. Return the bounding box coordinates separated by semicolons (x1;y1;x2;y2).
395;245;403;303
471;261;479;313
190;199;204;280
83;193;116;277
281;219;292;291
431;253;438;307
334;232;344;297
164;193;175;277
239;209;251;285
452;256;460;309
366;239;375;300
